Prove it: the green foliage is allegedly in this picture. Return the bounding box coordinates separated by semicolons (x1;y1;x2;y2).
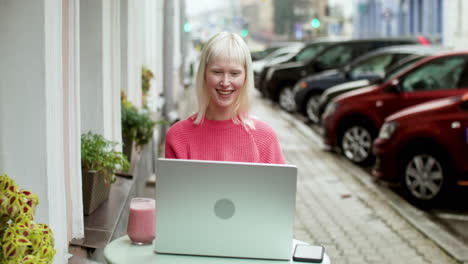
141;67;154;95
141;66;154;108
121;95;164;149
0;174;55;264
80;132;129;184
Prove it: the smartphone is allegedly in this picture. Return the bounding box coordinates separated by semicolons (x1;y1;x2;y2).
293;244;324;263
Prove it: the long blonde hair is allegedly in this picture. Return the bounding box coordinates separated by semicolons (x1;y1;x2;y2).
194;32;254;129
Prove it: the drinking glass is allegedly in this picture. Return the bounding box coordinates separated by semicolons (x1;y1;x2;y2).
127;197;155;245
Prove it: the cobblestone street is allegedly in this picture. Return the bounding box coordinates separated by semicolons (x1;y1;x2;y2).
250;93;458;264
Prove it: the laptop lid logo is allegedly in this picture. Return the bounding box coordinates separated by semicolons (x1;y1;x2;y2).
214;198;235;219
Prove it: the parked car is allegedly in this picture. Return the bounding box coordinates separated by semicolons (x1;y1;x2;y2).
261;37;430;112
256;38;341;93
321;51;468;166
251;41;303;61
372;93;468;205
293;45;443;122
253;44;304;89
316;54;434;121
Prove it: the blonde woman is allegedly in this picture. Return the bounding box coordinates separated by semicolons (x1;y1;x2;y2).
165;32;285;164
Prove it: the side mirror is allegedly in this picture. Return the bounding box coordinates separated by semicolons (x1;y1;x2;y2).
384;79;400;93
460;93;468;111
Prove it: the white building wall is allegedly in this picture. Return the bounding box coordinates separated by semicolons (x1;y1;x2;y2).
80;0;121;143
0;0;69;263
154;0;165;112
173;0;184;110
63;0;84;241
126;0;144;108
143;0;164;112
443;0;468;50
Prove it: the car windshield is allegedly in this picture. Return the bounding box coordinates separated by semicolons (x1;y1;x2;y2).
382;57;424;82
294;43;330;62
350;53;394;77
251;47;280;60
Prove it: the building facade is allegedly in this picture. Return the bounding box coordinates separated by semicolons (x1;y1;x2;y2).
0;0;183;263
354;0;442;42
353;0;468;49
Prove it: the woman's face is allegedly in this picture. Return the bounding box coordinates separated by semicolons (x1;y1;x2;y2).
205;56;246;118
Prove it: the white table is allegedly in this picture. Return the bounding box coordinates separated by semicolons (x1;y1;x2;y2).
104;235;331;264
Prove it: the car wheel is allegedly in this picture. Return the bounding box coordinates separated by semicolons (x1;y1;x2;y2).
305;94;321;123
400;146;453;205
278;86;297;112
340;120;376;166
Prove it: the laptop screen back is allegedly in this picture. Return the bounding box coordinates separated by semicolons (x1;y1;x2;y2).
154;158;298;260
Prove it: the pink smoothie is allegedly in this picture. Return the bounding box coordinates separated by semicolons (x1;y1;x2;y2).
127;198;155;244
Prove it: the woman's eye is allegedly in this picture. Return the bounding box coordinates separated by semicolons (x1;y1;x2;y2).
231;72;240;76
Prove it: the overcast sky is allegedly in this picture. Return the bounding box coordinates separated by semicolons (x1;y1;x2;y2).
186;0;229;16
187;0;355;18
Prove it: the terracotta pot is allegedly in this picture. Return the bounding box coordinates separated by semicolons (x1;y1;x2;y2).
82;170;111;215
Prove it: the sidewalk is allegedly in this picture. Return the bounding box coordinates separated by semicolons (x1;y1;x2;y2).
151;88;460;264
251;96;458;264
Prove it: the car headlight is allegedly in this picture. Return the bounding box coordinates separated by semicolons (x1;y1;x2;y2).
293;80;307;93
323;102;338;117
378;121;399;139
266;68;276;82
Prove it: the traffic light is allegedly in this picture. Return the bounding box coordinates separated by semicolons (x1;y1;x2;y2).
311;18;320;29
240;29;249;37
183;22;191;33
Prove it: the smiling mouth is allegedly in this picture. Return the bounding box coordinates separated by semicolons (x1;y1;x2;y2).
216;89;235;95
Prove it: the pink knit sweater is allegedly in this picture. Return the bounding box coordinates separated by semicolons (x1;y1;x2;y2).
165;116;285;164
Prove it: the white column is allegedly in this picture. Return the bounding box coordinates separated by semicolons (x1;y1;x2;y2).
121;0;129;94
63;0;84;241
127;0;144;108
155;0;165;112
0;0;69;263
80;0;122;143
443;0;468;49
44;0;69;262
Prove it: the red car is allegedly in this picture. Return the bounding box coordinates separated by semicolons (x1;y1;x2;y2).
321;51;468;165
372;93;468;204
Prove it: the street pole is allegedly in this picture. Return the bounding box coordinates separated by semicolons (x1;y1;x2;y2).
180;0;187;87
163;0;175;122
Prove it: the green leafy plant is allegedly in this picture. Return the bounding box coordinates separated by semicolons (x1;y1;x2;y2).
141;66;154;108
0;174;55;264
141;66;154;96
121;92;164;150
81;131;129;184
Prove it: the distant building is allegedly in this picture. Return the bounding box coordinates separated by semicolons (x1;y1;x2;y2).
353;0;442;42
352;0;468;49
240;0;327;42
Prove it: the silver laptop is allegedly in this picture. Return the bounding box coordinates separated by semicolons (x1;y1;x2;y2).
154;158;298;260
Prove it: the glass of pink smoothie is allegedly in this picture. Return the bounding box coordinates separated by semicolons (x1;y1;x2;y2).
127;197;155;245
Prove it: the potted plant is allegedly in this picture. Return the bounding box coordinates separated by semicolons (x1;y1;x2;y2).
81;131;129;215
141;66;154;108
0;174;56;263
121;92;162;162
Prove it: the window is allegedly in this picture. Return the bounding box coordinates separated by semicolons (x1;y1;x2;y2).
315;44;353;69
400;57;467;92
350;54;395;77
295;43;329;62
